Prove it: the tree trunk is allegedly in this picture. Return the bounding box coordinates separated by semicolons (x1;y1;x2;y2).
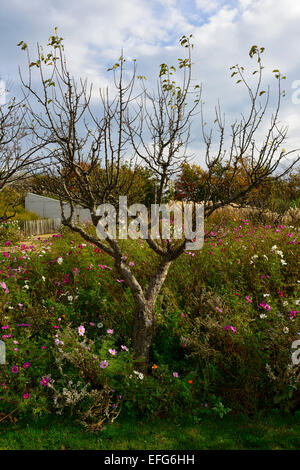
133;301;155;372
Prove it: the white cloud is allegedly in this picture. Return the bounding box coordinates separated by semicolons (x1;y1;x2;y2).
195;0;223;13
0;0;299;164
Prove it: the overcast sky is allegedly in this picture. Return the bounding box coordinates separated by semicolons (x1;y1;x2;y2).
1;0;300;167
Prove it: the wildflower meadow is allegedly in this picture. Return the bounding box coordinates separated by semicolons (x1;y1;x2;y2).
0;214;299;449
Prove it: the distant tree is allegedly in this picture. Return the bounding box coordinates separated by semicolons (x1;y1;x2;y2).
0;81;45;221
175;162;207;202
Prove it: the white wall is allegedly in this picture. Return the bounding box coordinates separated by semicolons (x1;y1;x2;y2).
25;193;92;223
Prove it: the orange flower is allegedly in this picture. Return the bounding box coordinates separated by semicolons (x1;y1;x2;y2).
152;364;158;369
188;380;193;384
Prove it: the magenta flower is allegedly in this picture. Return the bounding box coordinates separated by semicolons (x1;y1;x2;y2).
259;301;271;311
11;366;19;373
23;362;30;369
23;393;30;399
224;325;237;333
290;310;299;319
40;377;50;386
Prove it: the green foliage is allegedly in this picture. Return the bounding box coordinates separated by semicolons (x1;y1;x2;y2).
0;220;299;425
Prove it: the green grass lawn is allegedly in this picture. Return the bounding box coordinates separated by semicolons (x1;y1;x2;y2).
0;413;299;450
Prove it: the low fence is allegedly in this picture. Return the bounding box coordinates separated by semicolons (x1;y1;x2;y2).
19;218;62;237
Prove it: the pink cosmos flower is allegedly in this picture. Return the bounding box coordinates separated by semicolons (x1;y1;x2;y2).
100;360;109;369
259;301;271;311
78;325;85;336
109;348;117;356
121;345;129;351
290;310;299;319
107;329;114;335
224;325;237;333
40;377;50;386
173;372;179;378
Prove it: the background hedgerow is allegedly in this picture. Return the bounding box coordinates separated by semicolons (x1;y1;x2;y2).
0;217;299;426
